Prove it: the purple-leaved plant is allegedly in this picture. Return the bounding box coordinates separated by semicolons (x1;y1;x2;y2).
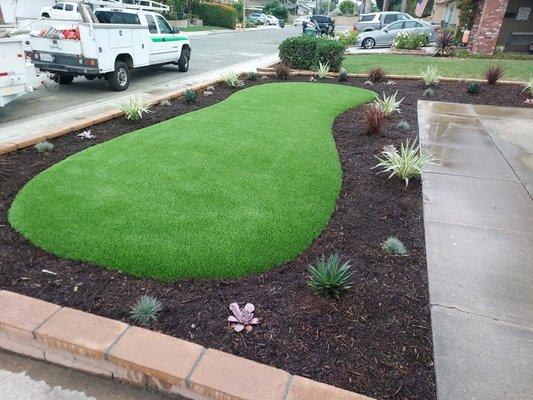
228;303;259;332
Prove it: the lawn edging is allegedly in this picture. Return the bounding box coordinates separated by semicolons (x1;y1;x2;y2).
0;78;221;157
0;290;373;400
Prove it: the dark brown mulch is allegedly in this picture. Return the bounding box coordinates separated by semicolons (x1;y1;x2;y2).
0;76;530;399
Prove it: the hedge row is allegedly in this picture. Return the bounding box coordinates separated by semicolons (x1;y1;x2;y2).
192;3;237;29
278;36;345;72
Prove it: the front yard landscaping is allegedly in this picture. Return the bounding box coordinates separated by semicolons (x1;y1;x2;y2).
8;84;374;280
1;69;531;399
343;54;533;81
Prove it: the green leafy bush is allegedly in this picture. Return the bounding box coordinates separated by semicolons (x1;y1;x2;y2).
279;36;345;72
307;254;353;298
192;3;237;29
263;0;288;21
393;31;429;50
337;30;359;47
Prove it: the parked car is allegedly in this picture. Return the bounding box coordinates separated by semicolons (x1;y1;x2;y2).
305;15;335;36
355;11;412;32
293;15;310;26
265;15;279;25
249;12;268;25
356;19;437;49
41;1;82;20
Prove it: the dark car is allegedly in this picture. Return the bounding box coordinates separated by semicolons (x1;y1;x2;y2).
304;15;335;36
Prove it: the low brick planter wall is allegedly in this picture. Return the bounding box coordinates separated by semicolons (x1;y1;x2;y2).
0;291;372;400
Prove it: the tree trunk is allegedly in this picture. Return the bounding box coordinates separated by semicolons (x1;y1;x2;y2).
400;0;408;13
364;0;372;13
382;0;390;11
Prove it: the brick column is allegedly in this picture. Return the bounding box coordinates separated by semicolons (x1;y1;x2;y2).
468;0;508;55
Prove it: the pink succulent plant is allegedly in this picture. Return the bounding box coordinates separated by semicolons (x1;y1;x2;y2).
228;303;259;332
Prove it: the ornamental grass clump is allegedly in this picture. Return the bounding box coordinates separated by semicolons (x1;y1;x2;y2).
184;88;197;104
368;66;386;83
119;92;151;120
420;65;439;87
485;65;503;85
397;120;410;132
373;91;404;116
129;295;163;326
381;236;407;256
314;62;330;79
434;31;454;57
274;62;291;80
373;140;437;186
34;141;54;154
423;88;435;98
522;76;533;97
338;67;349;82
307;254;353;299
363;103;385;135
222;71;244;88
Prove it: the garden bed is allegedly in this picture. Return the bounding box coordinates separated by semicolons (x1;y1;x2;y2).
0;76;530;399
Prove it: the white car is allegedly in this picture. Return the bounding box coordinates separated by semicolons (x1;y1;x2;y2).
293;15;310;26
265;15;279;25
41;2;82;20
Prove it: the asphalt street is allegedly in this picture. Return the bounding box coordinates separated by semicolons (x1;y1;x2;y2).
0;26;300;125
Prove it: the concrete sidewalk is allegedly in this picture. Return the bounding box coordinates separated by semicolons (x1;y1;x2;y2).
418;101;533;399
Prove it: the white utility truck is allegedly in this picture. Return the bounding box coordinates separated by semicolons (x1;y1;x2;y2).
27;1;191;91
0;35;44;107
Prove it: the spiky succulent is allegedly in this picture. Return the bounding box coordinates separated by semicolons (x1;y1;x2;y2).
420;65;439;87
119;92;151;120
468;81;481;95
184;88;197;104
373;91;404;116
314;62;330;79
222;71;244;88
34;141;54;154
228;303;259;332
381;236;407;255
129;295;163;326
307;254;353;298
338;67;349;82
248;71;257;81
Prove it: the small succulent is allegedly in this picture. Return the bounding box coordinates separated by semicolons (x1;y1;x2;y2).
129;295;163;326
77;130;94;139
338;67;349;82
228;303;259;332
184;89;197;104
423;88;435;98
248;71;257;81
381;236;407;255
397;120;410;132
206;85;215;92
307;254;353;298
34;141;54;154
468;81;481;95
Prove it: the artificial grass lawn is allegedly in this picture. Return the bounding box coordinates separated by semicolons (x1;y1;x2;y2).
343;54;533;81
9;83;375;280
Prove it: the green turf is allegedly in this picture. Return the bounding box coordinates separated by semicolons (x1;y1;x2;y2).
9;83;375;281
343;54;533;81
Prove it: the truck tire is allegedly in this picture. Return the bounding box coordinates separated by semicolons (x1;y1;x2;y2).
177;48;190;72
107;61;130;91
53;74;74;84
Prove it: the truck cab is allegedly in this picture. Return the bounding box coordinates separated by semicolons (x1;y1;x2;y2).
41;2;82;20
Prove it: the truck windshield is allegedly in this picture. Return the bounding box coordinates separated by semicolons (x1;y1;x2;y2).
95;11;141;24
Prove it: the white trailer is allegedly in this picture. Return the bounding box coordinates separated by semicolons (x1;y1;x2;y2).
0;35;44;107
26;3;190;91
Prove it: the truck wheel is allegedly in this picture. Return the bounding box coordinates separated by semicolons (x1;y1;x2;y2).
107;61;130;91
177;48;190;72
53;74;74;84
362;38;375;49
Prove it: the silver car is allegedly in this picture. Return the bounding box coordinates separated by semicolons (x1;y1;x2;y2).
356;19;437;49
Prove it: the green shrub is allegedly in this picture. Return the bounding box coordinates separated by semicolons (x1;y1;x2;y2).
307;254;353;298
192;3;237;29
263;0;288;21
393;31;429;50
279;36;345;72
337;30;359;47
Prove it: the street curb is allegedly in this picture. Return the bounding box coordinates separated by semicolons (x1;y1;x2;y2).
0;291;373;400
0;78;221;157
256;67;528;85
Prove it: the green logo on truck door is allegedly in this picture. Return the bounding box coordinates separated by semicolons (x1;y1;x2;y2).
151;35;188;42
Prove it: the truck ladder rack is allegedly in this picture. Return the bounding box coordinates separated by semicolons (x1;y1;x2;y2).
81;0;170;13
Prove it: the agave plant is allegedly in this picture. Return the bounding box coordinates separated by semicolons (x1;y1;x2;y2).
468;81;481;95
337;67;349;82
307;254;353;298
228;303;259;332
373;91;404;116
434;31;454;57
373;140;437;186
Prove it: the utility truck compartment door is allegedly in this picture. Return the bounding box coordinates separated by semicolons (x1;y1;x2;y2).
108;28;133;49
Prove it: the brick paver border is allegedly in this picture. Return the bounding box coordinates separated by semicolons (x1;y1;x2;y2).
0;291;372;400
